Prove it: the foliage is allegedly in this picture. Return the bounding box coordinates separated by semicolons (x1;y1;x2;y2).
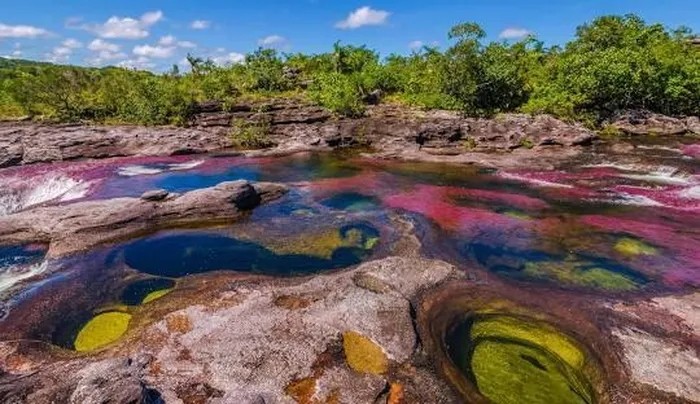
230;117;272;149
0;14;697;124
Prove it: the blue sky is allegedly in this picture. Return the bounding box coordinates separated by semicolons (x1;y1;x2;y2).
1;1;698;71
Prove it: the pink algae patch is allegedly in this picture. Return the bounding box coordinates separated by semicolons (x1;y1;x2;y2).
382;184;541;233
682;144;700;159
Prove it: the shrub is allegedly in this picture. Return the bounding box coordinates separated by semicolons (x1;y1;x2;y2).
230;118;273;149
309;72;366;117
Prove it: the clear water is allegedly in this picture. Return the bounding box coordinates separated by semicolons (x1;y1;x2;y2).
0;142;698;351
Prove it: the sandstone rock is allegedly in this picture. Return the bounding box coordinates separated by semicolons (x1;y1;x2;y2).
611;110;692;135
1;100;599;170
0;180;287;257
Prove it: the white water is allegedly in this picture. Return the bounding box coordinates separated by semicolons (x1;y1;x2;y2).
117;160;204;177
0;174;90;216
499;172;574;188
679;186;700;200
0;260;48;293
584;163;692;186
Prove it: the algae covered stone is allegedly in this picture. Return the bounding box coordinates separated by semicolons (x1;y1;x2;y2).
342;331;389;375
614;238;657;256
74;311;132;352
447;314;596;404
523;258;641;291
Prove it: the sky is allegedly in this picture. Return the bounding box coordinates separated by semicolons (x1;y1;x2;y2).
1;1;698;71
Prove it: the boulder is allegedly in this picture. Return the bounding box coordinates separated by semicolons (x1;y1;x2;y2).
140;189;169;202
0;180;287;257
610;110;691;135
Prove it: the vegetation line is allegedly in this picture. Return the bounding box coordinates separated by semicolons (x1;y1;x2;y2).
0;14;697;126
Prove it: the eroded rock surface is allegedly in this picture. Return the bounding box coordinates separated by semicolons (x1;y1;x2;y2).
1;101;599;169
610;110;699;135
0;256;463;404
0;180;287;257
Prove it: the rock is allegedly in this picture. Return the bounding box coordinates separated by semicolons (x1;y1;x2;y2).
1;100;599;170
685;116;700;135
0;256;460;403
610;110;692;135
612;327;700;402
0;180;287;257
140;189;169;202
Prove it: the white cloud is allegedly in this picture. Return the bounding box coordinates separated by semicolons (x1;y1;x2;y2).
258;35;287;48
0;23;50;38
158;35;176;46
408;40;424;50
133;44;175;58
336;6;390;29
499;27;532;40
11;49;22;57
85;10;164;39
190;20;211;30
47;46;73;63
177;40;197;48
86;39;125;63
212;52;245;66
88;39;120;52
157;35;196;49
118;56;154;70
62;38;83;48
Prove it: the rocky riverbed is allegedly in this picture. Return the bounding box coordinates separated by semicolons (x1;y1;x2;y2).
0;104;699;403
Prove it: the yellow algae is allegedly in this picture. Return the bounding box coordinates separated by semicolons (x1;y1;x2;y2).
142;288;172;304
74;312;132;352
266;227;377;259
342;331;388;375
614;238;657;256
471;315;585;369
503;210;532;220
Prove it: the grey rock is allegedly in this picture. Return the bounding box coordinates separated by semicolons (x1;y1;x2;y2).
140;189;169;202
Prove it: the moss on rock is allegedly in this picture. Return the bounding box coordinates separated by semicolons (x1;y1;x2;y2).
342;331;389;375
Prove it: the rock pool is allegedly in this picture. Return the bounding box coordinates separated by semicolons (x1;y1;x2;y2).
0;140;698;402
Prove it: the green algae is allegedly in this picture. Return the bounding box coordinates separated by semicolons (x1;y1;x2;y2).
471;315;584;368
522;259;640;291
614;238;657;256
448;314;596;404
74;311;132;352
502;210;532;220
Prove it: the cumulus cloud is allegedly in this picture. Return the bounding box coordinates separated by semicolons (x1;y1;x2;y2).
499;27;532;40
87;39;125;62
133;44;175;58
408;40;424;50
88;39;120;52
177;40;197;48
190;20;211;30
0;23;50;38
117;56;155;70
258;35;287;48
62;38;83;48
157;36;197;49
336;6;390;29
83;10;164;39
212;52;245;66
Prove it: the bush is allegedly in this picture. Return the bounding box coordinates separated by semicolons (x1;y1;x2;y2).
309;72;366;117
230;118;273;149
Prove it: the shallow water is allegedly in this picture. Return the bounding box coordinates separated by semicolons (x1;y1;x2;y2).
0;139;699;356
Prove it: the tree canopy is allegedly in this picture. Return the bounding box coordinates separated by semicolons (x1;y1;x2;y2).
0;14;697;125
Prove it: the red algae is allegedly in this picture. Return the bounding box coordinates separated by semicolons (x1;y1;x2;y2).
682;144;700;159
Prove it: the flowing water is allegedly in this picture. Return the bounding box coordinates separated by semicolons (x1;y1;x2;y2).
0;138;698;401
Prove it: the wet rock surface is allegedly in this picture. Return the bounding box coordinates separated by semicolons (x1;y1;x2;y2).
0;180;287;257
